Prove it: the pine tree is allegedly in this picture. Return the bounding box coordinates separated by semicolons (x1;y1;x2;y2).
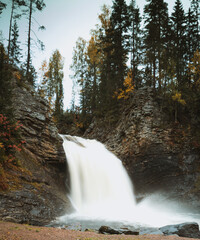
10;19;21;65
8;0;15;61
96;5;114;115
171;0;186;87
7;0;24;62
110;0;130;90
143;0;169;91
128;0;142;89
0;44;13;118
86;35;101;114
191;0;200;50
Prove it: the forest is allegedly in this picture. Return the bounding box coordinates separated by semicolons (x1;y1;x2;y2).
69;0;200;132
0;0;200;133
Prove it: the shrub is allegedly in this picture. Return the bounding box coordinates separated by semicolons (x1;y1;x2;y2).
0;114;25;165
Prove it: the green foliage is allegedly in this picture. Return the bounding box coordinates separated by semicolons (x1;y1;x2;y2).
144;0;169;90
38;50;64;125
0;44;13;118
128;0;142;89
0;1;6;15
10;19;22;65
65;0;200;130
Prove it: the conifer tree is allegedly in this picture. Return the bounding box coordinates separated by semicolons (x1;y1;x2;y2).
171;0;186;87
48;49;64;122
110;0;130;90
7;0;24;62
144;0;169;91
70;37;88;119
0;44;13;118
10;19;21;65
96;5;114;115
86;35;101;114
191;0;200;49
128;0;142;89
25;0;45;83
0;1;6;15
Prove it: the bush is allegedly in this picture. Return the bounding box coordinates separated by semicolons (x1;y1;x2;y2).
0;114;25;165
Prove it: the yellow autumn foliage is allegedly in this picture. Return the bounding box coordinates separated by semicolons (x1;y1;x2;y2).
76;122;83;128
172;92;186;105
188;50;200;86
13;71;21;81
114;70;134;100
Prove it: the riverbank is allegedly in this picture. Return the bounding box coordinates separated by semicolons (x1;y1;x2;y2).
0;221;199;240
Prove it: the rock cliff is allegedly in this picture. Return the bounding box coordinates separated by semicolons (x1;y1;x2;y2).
84;87;200;208
0;80;71;225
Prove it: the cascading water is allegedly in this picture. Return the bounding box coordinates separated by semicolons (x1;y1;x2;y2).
58;135;200;229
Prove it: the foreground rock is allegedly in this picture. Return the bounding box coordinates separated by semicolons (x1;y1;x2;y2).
0;79;71;225
99;225;139;235
2;221;199;240
98;222;200;238
159;222;200;239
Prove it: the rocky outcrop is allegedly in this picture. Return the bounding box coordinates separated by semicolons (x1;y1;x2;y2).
0;80;71;225
13;84;65;165
84;87;200;208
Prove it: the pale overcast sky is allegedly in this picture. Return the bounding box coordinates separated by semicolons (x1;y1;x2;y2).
0;0;190;109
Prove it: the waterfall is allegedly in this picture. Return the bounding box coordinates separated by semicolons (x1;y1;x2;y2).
59;135;200;228
61;135;136;220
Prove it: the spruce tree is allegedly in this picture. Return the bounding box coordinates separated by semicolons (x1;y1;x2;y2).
190;0;200;52
171;0;186;87
128;0;142;89
143;0;169;91
97;5;114;116
0;44;13;118
10;19;21;65
110;0;130;90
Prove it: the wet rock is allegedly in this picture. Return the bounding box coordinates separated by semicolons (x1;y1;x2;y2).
139;227;163;235
159;222;200;238
99;226;139;235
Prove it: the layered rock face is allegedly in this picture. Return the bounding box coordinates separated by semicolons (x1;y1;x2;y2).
85;87;200;208
13;84;65;165
0;82;71;225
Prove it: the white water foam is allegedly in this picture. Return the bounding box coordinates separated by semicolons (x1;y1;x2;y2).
59;135;200;228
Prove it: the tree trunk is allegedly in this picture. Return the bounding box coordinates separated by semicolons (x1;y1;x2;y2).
8;0;15;61
153;55;156;91
131;19;135;88
26;0;33;79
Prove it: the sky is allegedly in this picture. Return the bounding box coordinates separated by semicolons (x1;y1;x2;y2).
0;0;191;110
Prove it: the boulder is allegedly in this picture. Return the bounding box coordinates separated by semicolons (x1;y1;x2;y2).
99;226;139;235
159;222;200;238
